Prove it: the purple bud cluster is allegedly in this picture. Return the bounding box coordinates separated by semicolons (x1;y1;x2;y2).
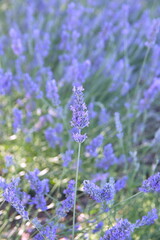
3;178;29;220
139;172;160;193
70;86;89;142
25;169;49;211
33;219;57;240
12;108;23;133
0;70;12;95
135;209;158;227
100;208;158;240
83;179;115;205
56;180;75;218
100;219;134;240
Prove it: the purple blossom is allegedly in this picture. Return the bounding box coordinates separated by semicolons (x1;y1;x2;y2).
115;176;128;192
135;209;158;227
70;86;89;129
3;178;29;220
70;85;89;143
33;219;57;240
56;180;75;218
83;178;115;205
13;108;23;133
100;219;134;240
139;172;160;193
86;134;103;157
73;132;87;143
139;78;160;111
25;169;49;211
45;123;63;148
46;79;61;106
0;70;12;95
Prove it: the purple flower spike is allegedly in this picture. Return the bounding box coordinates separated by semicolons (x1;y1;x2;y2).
139;172;160;193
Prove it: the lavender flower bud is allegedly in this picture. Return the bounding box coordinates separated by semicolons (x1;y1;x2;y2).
70;86;89;129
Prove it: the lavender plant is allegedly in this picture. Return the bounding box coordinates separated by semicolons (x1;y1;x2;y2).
0;0;160;239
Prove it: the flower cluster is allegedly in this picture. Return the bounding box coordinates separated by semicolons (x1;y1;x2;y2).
3;178;29;220
83;178;115;207
33;219;57;240
25;169;49;211
101;209;158;240
100;219;134;240
56;180;75;218
70;85;89;142
139;172;160;193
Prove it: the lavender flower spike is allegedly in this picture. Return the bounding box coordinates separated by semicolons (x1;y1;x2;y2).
100;219;134;240
3;178;29;220
139;172;160;193
70;85;89;142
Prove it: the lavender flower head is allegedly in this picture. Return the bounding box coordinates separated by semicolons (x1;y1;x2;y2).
100;219;134;240
135;209;158;228
33;219;57;240
25;169;49;211
70;85;89;142
13;108;23;133
83;178;115;207
56;180;75;218
139;172;160;193
3;178;29;220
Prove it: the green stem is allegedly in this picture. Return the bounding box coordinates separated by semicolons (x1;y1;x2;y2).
72;142;81;240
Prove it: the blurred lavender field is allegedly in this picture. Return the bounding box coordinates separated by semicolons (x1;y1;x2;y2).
0;0;160;239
